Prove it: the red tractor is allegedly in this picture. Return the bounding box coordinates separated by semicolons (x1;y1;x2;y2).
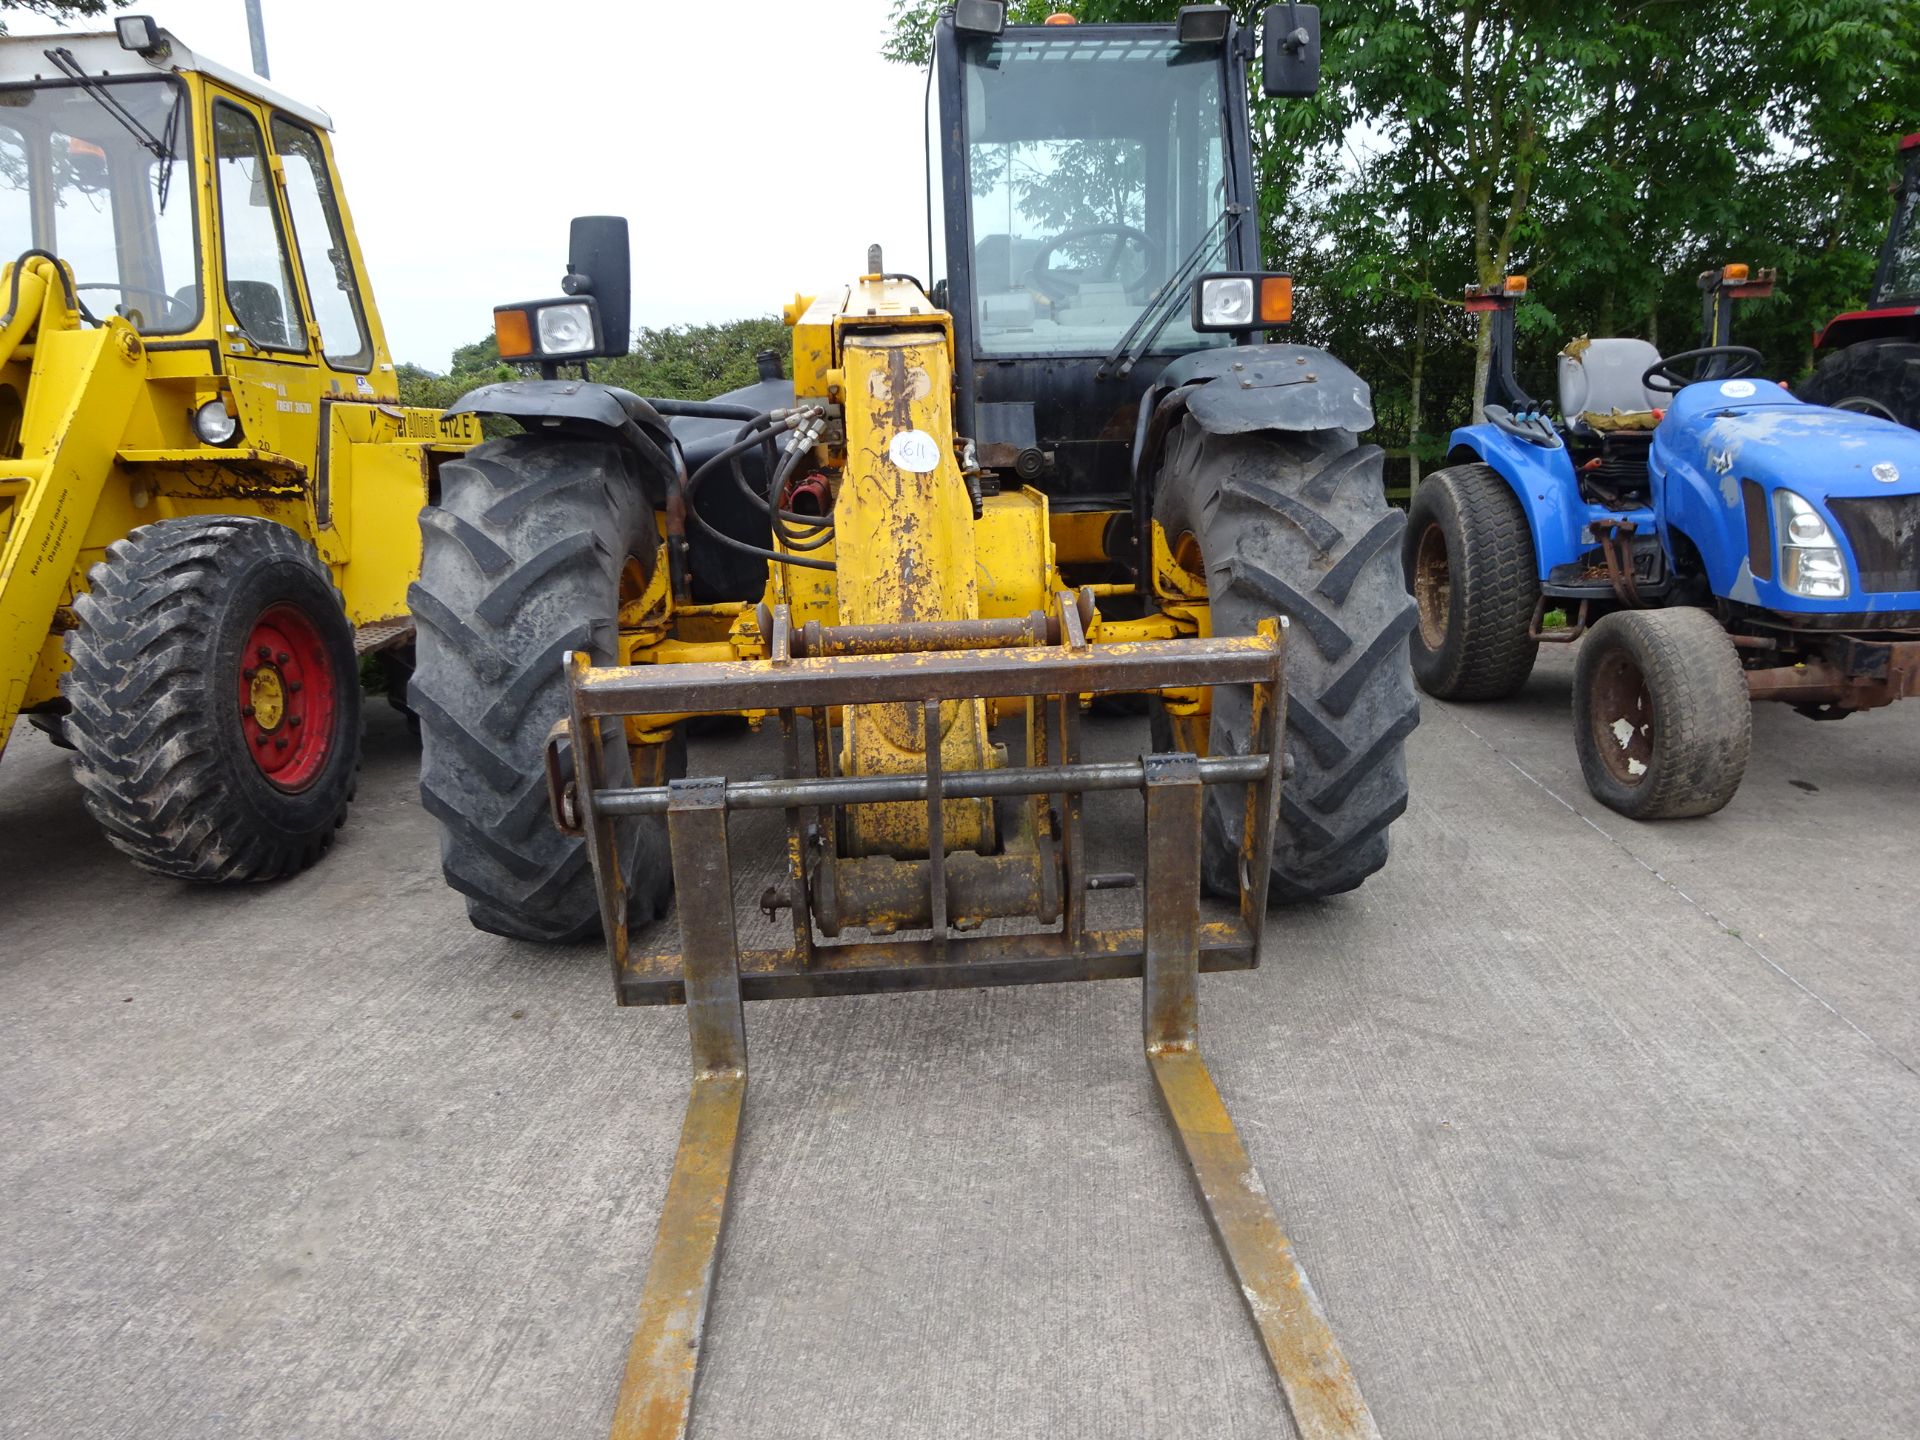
1801;131;1920;426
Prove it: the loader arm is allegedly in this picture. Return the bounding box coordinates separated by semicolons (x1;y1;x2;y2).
835;320;996;857
0;258;144;754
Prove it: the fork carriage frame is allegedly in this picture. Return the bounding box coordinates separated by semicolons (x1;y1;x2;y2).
554;605;1380;1440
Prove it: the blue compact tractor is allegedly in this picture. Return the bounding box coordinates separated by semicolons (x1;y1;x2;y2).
1404;267;1920;818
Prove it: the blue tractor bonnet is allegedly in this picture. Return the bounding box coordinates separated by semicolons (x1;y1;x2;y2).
1652;381;1920;615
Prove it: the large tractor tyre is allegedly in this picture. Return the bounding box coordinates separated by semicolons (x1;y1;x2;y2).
409;434;675;944
62;516;362;881
1571;608;1751;821
1154;420;1419;903
1798;339;1920;429
1404;463;1540;700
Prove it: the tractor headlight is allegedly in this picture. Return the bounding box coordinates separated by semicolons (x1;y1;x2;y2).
494;298;604;362
1190;272;1294;332
536;301;597;356
1197;276;1254;328
1774;489;1848;599
193;397;239;446
954;0;1007;35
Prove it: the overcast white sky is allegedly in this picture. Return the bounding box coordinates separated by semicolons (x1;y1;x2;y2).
38;0;928;369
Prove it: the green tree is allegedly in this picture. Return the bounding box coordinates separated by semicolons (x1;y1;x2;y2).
0;0;127;24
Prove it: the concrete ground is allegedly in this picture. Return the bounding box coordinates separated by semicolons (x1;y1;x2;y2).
3;645;1917;1440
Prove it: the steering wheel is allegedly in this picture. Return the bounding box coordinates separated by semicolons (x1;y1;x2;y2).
1642;345;1763;394
74;282;179;328
1027;225;1160;304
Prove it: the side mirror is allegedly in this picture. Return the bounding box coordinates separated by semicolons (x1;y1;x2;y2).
563;215;631;357
1261;4;1321;98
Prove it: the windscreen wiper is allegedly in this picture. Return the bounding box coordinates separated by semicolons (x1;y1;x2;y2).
42;47;184;210
1097;202;1245;380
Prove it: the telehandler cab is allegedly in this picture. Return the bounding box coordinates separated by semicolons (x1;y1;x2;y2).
415;4;1408;1434
0;19;477;880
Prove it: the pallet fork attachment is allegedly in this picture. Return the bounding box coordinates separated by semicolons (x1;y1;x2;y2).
553;609;1379;1439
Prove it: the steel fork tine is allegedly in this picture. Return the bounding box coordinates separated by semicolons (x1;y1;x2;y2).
1142;753;1380;1440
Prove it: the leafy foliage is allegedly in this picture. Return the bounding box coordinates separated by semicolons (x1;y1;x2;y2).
397;317;793;418
0;0;127;27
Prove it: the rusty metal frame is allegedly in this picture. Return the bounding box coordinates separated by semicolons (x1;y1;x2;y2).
576;614;1379;1440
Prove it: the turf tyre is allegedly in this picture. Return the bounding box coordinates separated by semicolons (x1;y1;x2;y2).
1571;608;1751;820
1154;420;1419;902
1404;462;1540;700
410;433;674;944
61;515;362;881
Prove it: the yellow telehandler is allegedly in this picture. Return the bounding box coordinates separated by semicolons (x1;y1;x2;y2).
416;5;1405;1435
0;16;476;879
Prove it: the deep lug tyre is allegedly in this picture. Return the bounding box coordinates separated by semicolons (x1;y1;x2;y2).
1572;608;1751;820
62;516;362;880
1404;462;1540;700
410;434;675;944
1798;339;1920;430
1154;420;1419;902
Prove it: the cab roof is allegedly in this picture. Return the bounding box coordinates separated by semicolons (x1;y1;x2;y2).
0;27;333;132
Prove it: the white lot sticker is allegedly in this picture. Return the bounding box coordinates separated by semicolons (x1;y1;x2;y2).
889;429;942;473
1718;379;1757;398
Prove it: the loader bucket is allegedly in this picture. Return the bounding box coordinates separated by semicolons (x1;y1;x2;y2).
549;603;1380;1439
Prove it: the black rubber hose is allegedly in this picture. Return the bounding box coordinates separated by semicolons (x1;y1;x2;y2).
719;418;831;531
765;431;838;551
685;421;835;573
1;248;91;327
644;398;771;422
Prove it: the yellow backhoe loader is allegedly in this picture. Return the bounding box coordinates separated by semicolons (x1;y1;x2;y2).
0;17;476;879
415;5;1408;1435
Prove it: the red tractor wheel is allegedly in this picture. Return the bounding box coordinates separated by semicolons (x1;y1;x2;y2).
63;517;362;881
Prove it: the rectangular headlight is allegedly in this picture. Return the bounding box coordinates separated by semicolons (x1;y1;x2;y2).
954;0;1007;36
1177;5;1232;44
115;15;161;52
535;300;600;357
1197;276;1255;328
494;299;603;362
1191;272;1293;331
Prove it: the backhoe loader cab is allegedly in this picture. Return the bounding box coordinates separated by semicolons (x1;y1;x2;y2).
416;5;1405;1433
0;22;476;879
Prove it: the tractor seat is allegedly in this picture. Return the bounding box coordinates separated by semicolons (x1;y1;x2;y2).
1557;337;1665;434
973;234;1044;296
1054;280;1138;328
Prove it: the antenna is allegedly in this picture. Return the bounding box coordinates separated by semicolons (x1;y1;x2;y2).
243;0;270;79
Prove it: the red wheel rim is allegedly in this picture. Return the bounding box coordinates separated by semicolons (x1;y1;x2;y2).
237;602;337;791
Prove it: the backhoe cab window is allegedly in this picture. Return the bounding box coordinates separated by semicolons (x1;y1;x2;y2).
271;116;370;372
0;78;196;335
966;36;1229;357
213;101;302;352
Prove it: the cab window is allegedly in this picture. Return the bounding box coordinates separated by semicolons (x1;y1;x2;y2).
270;115;370;372
212;100;302;351
0;78;199;334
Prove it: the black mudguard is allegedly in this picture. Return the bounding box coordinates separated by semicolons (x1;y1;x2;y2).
1155;342;1374;436
1129;344;1375;583
447;377;798;603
